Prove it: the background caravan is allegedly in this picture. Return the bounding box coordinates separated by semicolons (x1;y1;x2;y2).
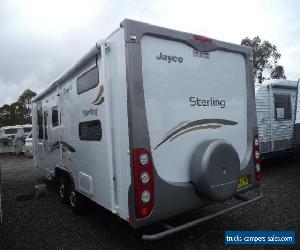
255;80;298;159
31;19;262;240
0;124;32;154
293;79;300;154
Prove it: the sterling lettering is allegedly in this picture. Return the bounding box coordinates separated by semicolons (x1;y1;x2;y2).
189;97;226;108
82;108;98;117
156;52;183;63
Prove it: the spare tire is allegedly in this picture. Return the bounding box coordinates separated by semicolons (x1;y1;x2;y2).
190;140;240;201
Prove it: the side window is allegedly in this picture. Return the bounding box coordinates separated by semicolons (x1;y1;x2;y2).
79;120;102;141
44;111;48;139
274;94;292;120
37;103;43;139
24;127;32;133
5;129;17;134
52;106;59;127
76;66;99;95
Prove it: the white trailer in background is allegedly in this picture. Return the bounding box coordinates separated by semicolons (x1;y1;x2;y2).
293;79;300;153
255;80;298;158
31;19;262;240
0;124;32;154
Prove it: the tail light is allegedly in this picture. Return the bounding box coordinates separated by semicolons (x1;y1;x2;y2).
253;134;262;181
132;148;154;219
193;34;212;43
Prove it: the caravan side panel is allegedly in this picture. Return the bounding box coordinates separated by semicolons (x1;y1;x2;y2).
256;86;272;154
256;83;297;156
293;80;300;148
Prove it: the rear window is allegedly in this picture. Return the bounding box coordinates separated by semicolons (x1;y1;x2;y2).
274;94;292;120
79;120;102;141
76;66;99;95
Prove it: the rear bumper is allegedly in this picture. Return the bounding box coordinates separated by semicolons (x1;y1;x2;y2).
129;176;261;229
142;190;263;241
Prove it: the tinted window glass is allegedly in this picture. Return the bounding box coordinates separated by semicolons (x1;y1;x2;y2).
24;127;32;133
44;111;48;139
37;103;43;139
274;94;292;120
5;129;17;134
79;120;102;141
52;106;59;127
76;66;99;95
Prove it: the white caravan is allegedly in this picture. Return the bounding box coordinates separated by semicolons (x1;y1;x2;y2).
31;19;262;240
0;124;32;139
255;80;298;158
0;124;32;154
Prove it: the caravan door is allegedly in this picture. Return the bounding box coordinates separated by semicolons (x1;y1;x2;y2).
36;103;50;167
271;86;296;152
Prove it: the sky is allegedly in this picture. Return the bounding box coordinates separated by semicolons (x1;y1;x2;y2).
0;0;299;106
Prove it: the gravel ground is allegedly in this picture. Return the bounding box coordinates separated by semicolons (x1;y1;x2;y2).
0;154;299;249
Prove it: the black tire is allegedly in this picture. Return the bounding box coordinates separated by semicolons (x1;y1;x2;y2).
58;175;70;204
69;180;86;215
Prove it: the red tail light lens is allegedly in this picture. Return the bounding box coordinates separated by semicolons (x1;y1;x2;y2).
253;134;262;181
132;148;154;219
193;34;212;43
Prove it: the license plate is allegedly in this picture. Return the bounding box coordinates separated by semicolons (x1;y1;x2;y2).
238;176;250;189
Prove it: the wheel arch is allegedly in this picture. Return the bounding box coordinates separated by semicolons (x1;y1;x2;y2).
55;165;75;184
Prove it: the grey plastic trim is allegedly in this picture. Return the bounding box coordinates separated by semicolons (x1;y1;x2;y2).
142;192;263;241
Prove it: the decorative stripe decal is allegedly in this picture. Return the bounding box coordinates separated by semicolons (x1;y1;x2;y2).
169;124;222;141
155;119;238;150
94;96;104;105
91;84;104;105
50;141;76;153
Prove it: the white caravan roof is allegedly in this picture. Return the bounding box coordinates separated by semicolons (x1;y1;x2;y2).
255;79;297;93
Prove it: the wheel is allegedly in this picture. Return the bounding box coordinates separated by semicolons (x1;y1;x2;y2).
58;175;70;204
69;180;86;215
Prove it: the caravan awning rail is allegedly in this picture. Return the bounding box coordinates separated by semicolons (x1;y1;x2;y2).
32;42;103;102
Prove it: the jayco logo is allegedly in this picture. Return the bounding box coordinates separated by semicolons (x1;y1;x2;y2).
156;52;183;63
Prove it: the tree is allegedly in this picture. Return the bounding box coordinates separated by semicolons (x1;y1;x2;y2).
0;89;36;127
17;89;36;121
270;65;286;80
241;36;285;83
